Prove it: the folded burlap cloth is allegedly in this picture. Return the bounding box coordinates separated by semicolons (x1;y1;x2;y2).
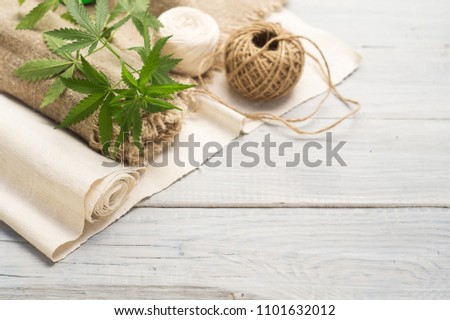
0;0;188;166
150;0;287;31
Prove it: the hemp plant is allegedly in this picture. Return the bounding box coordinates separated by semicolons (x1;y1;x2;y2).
15;0;193;155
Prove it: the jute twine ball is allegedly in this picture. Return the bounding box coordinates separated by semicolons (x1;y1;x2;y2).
225;22;305;102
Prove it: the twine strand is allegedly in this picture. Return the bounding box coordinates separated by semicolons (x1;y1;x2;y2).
194;24;361;135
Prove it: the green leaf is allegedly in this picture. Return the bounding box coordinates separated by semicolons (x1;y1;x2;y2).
157;55;181;74
16;1;54;30
95;0;109;34
59;93;107;128
40;64;76;108
103;15;130;36
61;78;105;94
46;28;96;42
143;97;181;113
57;39;98;54
129;46;147;62
115;0;161;50
18;0;26;5
60;12;77;25
80;56;110;87
15;59;72;81
143;83;194;98
139;49;159;86
43;33;71;59
137;12;163;31
40;77;66;108
98;95;114;155
131;16;150;51
132;110;142;150
88;41;100;55
121;64;138;88
118;0;149;16
65;0;97;35
114;126;127;155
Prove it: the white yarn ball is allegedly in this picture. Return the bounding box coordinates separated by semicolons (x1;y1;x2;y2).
157;7;220;77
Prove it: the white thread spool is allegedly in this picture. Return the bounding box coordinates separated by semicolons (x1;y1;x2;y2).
157;7;220;77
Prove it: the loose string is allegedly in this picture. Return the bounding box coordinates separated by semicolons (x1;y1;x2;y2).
193;34;361;135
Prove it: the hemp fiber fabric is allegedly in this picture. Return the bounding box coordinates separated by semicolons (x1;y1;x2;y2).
0;0;361;261
0;0;186;166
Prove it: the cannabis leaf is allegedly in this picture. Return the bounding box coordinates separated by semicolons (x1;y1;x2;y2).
131;37;181;85
111;0;162;51
46;27;98;54
15;59;73;81
40;65;76;108
58;56;112;127
59;56;116;153
16;0;194;159
59;92;111;128
66;0;97;35
16;0;59;30
109;43;193;149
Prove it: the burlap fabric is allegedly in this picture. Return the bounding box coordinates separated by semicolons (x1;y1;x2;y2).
150;0;287;32
0;0;186;166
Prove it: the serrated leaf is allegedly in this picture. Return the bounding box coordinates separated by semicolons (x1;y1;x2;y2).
60;12;77;24
114;126;127;155
61;78;105;94
80;56;110;87
15;59;72;81
157;55;181;74
103;15;130;36
59;93;107;128
98;95;114;155
132;110;142;150
43;34;71;59
57;38;97;54
88;41;99;55
95;0;109;34
131;16;150;51
16;1;53;30
118;0;149;16
129;46;147;62
139;50;159;86
41;64;76;108
143;97;181;113
40;77;66;108
152;72;177;86
121;64;138;88
46;28;95;42
143;84;194;98
65;0;97;35
139;12;163;31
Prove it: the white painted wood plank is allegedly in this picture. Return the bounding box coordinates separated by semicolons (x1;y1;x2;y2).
285;0;450;120
1;207;450;299
139;118;450;208
287;0;450;49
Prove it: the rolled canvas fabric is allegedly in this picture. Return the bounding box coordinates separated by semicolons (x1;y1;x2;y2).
0;1;361;261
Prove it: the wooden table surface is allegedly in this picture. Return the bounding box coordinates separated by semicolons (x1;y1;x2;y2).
1;0;449;299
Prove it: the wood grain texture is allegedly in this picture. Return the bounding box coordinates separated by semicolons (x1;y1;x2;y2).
139;118;450;208
1;0;450;300
1;208;450;299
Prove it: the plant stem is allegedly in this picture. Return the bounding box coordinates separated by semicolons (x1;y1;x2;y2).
102;41;138;73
